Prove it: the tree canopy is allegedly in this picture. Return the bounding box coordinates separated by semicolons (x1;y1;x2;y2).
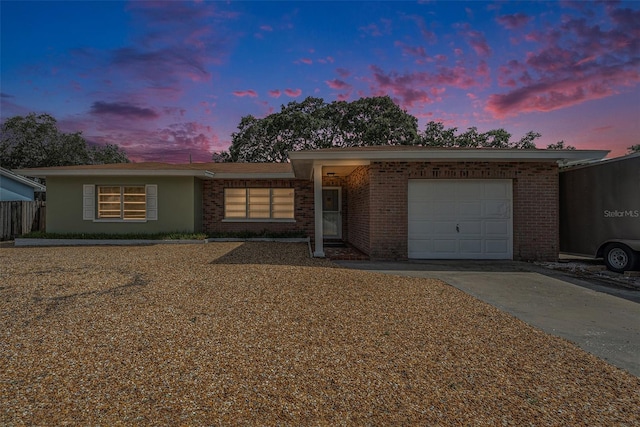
218;96;571;162
0;113;129;169
223;96;419;162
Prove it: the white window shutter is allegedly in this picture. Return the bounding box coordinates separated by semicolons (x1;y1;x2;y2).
146;184;158;220
83;185;95;220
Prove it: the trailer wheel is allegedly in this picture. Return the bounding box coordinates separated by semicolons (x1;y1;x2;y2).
603;243;637;273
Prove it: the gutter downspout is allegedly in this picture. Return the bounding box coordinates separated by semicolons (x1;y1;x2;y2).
313;164;325;257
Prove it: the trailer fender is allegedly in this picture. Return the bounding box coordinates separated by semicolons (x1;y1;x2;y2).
596;240;640;258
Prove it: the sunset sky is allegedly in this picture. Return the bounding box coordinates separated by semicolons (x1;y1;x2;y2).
2;1;639;163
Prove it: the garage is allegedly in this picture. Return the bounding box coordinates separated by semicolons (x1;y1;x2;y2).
408;179;513;259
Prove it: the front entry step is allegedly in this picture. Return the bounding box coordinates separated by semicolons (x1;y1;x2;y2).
324;244;369;260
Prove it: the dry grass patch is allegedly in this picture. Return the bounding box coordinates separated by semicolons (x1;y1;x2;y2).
1;242;639;425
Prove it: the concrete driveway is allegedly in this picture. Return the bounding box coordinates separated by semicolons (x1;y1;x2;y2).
336;260;640;377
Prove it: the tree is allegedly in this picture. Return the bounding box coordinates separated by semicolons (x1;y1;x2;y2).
547;140;576;150
211;151;231;163
89;143;130;164
0;113;129;168
628;144;640;153
421;121;457;147
220;97;568;162
418;121;542;149
224;96;419;162
513;131;540;149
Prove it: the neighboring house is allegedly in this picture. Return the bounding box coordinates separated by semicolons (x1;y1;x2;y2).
16;147;608;261
0;167;46;201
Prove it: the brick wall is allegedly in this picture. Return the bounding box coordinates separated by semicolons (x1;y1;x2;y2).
201;161;559;262
345;166;370;254
202;179;314;237
511;164;559;261
368;163;407;260
362;161;559;261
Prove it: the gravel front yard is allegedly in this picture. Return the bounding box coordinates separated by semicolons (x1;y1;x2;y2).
1;242;639;425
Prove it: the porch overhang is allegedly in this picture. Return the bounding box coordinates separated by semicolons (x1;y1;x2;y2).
288;147;609;179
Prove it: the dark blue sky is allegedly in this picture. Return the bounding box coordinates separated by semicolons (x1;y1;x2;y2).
2;1;639;162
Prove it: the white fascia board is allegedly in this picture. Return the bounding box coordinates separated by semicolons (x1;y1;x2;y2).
0;168;46;190
15;169;213;178
210;172;296;179
312;159;370;167
290;149;609;162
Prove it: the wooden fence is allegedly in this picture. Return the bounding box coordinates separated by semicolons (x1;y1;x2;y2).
0;201;46;240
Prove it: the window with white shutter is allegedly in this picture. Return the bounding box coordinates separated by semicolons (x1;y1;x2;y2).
83;185;95;220
88;184;157;221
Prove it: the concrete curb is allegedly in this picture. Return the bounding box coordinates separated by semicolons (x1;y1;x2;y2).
14;237;311;247
14;238;205;247
205;237;309;243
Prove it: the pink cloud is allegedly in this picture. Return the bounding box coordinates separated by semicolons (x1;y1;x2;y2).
268;89;281;98
317;56;335;64
487;4;640;118
486;67;639;118
405;15;436;43
395;41;427;59
497;60;528;87
232;90;258;97
465;30;491;57
111;2;232;87
90;101;159;119
336;68;351;78
360;23;382;37
284;88;302;97
298;58;313;65
260;25;273;32
496;13;531;30
325;79;351;90
67;110;222;163
368;61;491;109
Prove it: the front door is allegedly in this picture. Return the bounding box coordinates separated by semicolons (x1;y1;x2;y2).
322;187;341;238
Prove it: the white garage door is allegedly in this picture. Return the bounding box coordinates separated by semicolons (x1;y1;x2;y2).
408;180;513;259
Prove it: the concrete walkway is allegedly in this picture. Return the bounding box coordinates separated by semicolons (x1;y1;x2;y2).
336;260;640;377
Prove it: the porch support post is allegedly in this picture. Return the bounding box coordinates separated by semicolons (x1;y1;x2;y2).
313;164;325;257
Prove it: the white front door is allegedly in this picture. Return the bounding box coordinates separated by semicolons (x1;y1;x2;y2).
322;187;341;238
408;180;513;259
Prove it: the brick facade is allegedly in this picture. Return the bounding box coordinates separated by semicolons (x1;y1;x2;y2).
346;166;370;254
359;161;559;261
201;161;559;262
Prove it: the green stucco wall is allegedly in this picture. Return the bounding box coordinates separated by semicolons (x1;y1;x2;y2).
46;176;202;234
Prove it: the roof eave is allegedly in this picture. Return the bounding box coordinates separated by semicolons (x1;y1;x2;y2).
15;168;296;180
288;149;610;179
15;169;214;178
289;149;610;162
1;168;47;190
210;172;296;179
